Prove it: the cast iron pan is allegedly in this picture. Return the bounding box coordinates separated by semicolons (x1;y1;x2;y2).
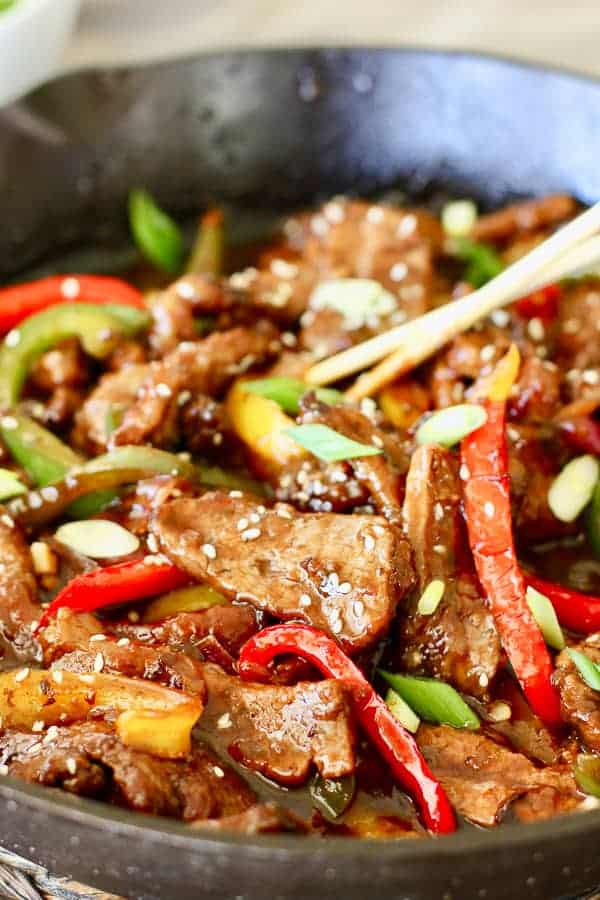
0;47;599;900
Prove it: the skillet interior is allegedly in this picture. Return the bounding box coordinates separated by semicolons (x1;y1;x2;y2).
0;47;600;900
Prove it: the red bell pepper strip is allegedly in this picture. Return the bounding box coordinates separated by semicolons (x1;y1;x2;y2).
524;573;600;635
514;284;561;322
0;275;145;334
461;392;562;725
238;623;456;835
37;558;189;631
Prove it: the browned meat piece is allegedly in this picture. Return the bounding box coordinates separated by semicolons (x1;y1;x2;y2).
556;278;600;371
398;445;501;697
509;356;562;422
471;194;576;243
28;338;91;392
298;395;410;524
511;786;582;823
73;363;147;454
275;456;370;515
117;604;262;672
106;339;147;371
34;386;88;429
428;328;511;408
555;637;600;751
152;493;414;651
40;608;206;697
102;475;196;539
488;677;561;765
195;802;306;834
113;324;279;448
200;663;355;785
0;722;255;821
179;395;232;456
417;725;580;827
0;513;41;662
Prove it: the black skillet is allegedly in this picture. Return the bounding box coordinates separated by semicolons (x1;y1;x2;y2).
0;47;599;900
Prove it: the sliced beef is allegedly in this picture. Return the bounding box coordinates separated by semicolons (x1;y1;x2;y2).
275;456;370;515
195;802;306;834
73;363;147;454
0;513;41;662
200;663;355;786
556;278;600;371
40;608;206;697
509;356;563;422
298;395;410;524
116;604;262;672
428;327;511;409
398;445;501;697
417;724;580;827
0;722;255;821
555;637;600;751
113;324;279;448
103;475;197;539
471;194;576;243
152;493;414;651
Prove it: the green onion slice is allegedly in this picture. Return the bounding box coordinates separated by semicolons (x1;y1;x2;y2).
441;200;477;238
526;586;566;651
417;579;445;616
128;188;184;275
452;238;504;288
548;455;599;523
574;754;600;798
378;670;480;730
245;378;342;415
285;424;383;462
385;688;420;733
567;648;600;692
415;404;487;448
0;468;26;501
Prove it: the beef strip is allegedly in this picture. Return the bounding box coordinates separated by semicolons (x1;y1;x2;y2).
73;363;148;454
0;722;255;821
194;802;306;834
41;608;206;697
298;395;410;524
200;663;356;786
113;324;280;448
0;513;41;663
471;194;576;243
554;637;600;751
556;278;600;372
116;604;262;673
417;724;581;827
398;445;501;697
152;493;414;651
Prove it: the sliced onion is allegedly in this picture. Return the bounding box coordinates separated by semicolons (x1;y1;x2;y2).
441;200;477;238
415;404;487;448
548;455;599;523
417;579;445;616
525;586;565;651
385;688;420;734
55;519;140;560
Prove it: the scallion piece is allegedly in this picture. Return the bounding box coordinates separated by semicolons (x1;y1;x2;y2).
385;688;420;733
285;424;383;463
0;468;26;502
55;520;140;560
526;586;566;651
245;378;342;415
378;670;480;730
441;200;477;238
415;404;487;448
567;648;600;692
453;238;504;288
128;189;184;275
548;455;599;523
574;754;600;798
417;579;445;616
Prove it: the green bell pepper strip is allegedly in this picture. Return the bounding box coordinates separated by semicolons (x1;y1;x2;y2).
0;303;150;410
129;189;185;275
309;773;356;821
186;208;224;277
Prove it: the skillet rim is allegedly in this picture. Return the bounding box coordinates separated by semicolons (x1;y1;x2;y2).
3;43;600;868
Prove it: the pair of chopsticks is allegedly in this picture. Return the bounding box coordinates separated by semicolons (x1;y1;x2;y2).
305;201;600;401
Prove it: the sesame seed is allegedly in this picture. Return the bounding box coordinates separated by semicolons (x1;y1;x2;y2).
397;214;417;237
229;490;243;498
459;464;470;481
66;758;77;776
363;534;375;551
339;582;352;594
323;201;345;224
484;501;495;518
311;215;329;236
52;670;63;684
117;638;130;647
217;713;232;730
366;205;385;224
90;634;107;642
40;486;59;502
562;318;580;334
371;435;384;448
488;701;512;722
93;653;104;673
61;276;80;299
352;600;365;618
237;518;249;531
490;309;510;327
433;544;447;554
241;528;261;541
202;543;217;560
331;618;343;634
177;390;192;407
0;515;14;528
0;416;17;430
479;673;489;687
212;433;223;446
527;317;545;342
213;765;225;778
155;383;172;398
146;533;159;553
582;369;600;385
4;329;20;348
434;502;444;522
480;344;495;362
45;726;59;742
249;512;261;524
506;426;520;442
28;492;42;509
176;280;196;299
390;262;408;282
128;610;140;623
15;668;29;683
32;720;44;733
299;594;312;607
270;258;299;279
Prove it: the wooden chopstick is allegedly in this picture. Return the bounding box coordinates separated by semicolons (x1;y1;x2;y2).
304;201;600;399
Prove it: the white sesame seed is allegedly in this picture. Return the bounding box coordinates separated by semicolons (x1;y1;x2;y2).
249;512;261;524
61;276;80;299
0;515;14;528
562;318;580;334
176;280;196;299
366;205;385;224
582;369;600;386
4;329;20;348
90;634;107;643
117;638;130;647
28;492;42;509
527;317;545;342
146;533;159;554
352;600;365;618
339;582;352;594
32;720;44;733
52;670;63;684
433;544;447;554
323;201;345;224
490;309;510;327
270;258;299;279
177;390;192;407
155;382;172;398
93;653;104;673
397;214;417;237
217;713;232;730
331;618;343;634
363;534;375;551
45;726;59;742
213;765;225;779
236;518;249;532
311;215;329;236
434;502;444;522
229;490;243;498
202;543;217;560
459;464;470;481
0;416;17;430
488;701;512;722
371;435;384;448
241;528;261;541
390;262;408;282
480;344;495;362
128;610;140;623
484;501;495;518
479;673;489;687
40;486;59;502
66;758;77;776
281;331;297;347
299;594;312;607
15;668;29;683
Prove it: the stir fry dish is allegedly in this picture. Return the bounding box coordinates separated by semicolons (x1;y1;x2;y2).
3;190;600;839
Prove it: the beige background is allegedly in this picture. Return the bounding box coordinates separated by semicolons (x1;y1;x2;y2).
68;0;600;77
